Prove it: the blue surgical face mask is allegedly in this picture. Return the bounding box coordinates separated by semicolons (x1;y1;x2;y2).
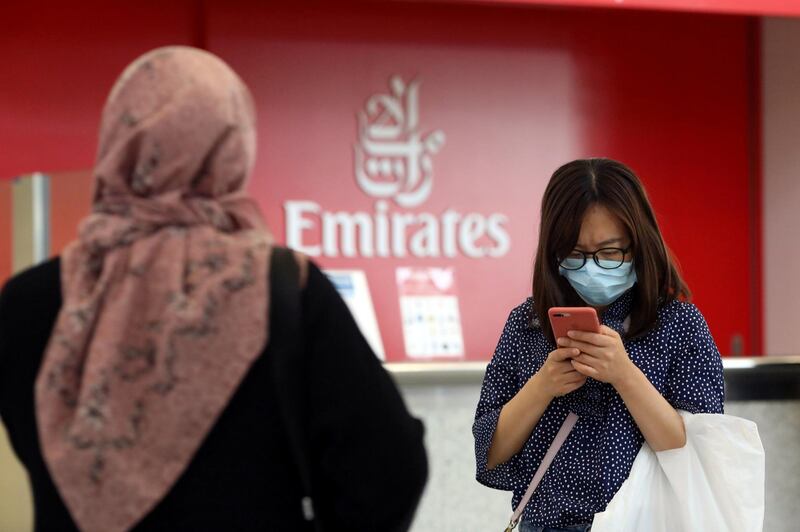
559;259;637;307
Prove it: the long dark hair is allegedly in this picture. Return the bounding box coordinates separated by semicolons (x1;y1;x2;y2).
532;158;690;344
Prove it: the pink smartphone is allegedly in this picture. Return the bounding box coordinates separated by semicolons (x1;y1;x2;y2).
548;307;601;341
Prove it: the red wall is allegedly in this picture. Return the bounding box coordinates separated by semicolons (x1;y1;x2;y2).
0;1;200;181
0;1;762;357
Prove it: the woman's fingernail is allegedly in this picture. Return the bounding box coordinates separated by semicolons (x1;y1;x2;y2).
557;338;567;345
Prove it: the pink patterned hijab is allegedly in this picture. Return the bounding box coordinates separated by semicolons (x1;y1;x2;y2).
35;46;272;532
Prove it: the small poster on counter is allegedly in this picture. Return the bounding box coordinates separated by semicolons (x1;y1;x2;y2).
325;270;386;361
396;267;465;359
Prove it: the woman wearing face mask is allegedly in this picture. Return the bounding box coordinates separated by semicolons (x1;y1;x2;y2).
473;158;724;532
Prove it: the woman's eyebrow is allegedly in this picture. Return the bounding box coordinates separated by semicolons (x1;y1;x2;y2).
574;237;624;250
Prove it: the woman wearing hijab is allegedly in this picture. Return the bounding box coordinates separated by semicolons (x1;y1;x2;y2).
0;46;427;532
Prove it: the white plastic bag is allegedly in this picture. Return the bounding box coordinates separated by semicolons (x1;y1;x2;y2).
591;411;764;532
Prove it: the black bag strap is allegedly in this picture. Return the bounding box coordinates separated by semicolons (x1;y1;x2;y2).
269;247;322;531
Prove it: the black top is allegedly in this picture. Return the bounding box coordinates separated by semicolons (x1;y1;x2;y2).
0;257;427;531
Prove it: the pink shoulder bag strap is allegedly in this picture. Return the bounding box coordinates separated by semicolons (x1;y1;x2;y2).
504;412;579;531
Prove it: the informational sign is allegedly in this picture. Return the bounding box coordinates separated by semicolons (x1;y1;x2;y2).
325;269;386;360
396;267;465;359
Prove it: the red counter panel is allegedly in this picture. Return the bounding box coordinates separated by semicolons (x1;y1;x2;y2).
206;2;757;360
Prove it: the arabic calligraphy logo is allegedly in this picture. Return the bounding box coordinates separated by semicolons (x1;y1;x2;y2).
355;75;446;208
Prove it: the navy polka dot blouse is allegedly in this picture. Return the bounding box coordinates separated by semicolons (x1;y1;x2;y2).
473;289;724;527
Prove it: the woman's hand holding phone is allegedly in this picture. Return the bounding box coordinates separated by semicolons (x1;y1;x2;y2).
533;347;587;399
557;326;636;387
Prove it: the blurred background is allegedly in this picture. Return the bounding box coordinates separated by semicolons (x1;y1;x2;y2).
1;0;799;530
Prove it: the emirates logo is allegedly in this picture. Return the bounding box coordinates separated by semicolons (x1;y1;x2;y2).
354;75;446;208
